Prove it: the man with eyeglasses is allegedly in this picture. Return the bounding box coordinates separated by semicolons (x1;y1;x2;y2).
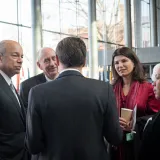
138;63;160;160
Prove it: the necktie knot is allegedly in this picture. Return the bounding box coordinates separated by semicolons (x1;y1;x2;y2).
10;81;14;90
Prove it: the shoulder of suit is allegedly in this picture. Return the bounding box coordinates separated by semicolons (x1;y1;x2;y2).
85;78;110;86
21;73;45;86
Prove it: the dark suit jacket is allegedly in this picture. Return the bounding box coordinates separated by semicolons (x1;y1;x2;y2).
138;112;160;160
20;73;46;109
0;74;29;160
26;70;123;160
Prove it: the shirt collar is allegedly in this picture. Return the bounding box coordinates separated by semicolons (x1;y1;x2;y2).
45;75;53;82
0;70;12;85
59;68;81;75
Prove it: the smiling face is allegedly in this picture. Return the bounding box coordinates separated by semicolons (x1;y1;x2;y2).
37;48;58;80
0;41;23;78
114;55;135;78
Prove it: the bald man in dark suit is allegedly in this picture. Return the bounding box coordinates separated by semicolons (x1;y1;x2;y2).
0;40;30;160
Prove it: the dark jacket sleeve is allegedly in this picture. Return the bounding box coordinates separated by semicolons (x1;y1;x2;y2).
103;83;123;145
25;88;44;154
138;112;160;160
20;82;28;110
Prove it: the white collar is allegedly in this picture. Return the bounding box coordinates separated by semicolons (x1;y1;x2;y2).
0;70;12;85
45;75;53;82
59;68;81;75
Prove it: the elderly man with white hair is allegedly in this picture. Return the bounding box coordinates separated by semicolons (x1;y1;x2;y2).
152;63;160;99
20;47;59;109
138;63;160;160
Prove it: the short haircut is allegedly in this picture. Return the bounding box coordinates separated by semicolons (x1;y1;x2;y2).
56;37;86;67
111;47;145;85
0;40;21;56
0;41;7;55
37;47;55;62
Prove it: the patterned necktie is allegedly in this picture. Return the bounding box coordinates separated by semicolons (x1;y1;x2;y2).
10;81;21;108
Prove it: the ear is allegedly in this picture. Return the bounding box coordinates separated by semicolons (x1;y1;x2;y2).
37;61;42;70
0;54;3;64
56;55;60;66
82;58;86;67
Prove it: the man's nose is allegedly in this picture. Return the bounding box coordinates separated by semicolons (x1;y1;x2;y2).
49;59;55;66
17;57;23;63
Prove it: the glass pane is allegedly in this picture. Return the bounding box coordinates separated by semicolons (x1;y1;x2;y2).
0;0;17;23
60;0;78;35
96;0;124;47
43;31;61;50
0;23;18;41
157;8;160;46
75;0;88;38
157;0;160;7
141;1;151;47
131;0;135;48
18;0;31;26
143;0;150;3
18;27;33;80
157;0;160;46
42;0;60;31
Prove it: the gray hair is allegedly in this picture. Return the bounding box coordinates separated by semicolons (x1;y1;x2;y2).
0;40;7;55
37;47;55;62
151;63;160;81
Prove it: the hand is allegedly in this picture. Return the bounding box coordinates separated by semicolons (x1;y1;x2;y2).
119;117;132;131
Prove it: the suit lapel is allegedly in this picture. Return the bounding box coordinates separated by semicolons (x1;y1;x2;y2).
0;74;25;123
15;88;26;124
36;73;46;84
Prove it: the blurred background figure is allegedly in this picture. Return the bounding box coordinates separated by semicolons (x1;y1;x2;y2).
151;63;160;85
142;64;152;83
138;63;160;160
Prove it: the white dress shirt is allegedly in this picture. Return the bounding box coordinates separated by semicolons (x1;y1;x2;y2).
0;70;21;107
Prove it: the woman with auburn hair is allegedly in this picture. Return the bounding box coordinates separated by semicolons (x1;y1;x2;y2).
110;47;160;160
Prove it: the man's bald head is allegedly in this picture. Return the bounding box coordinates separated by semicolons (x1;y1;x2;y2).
0;40;22;55
37;47;56;62
37;47;58;80
0;40;23;78
0;41;6;54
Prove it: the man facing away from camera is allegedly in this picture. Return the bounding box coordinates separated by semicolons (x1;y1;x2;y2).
25;37;123;160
